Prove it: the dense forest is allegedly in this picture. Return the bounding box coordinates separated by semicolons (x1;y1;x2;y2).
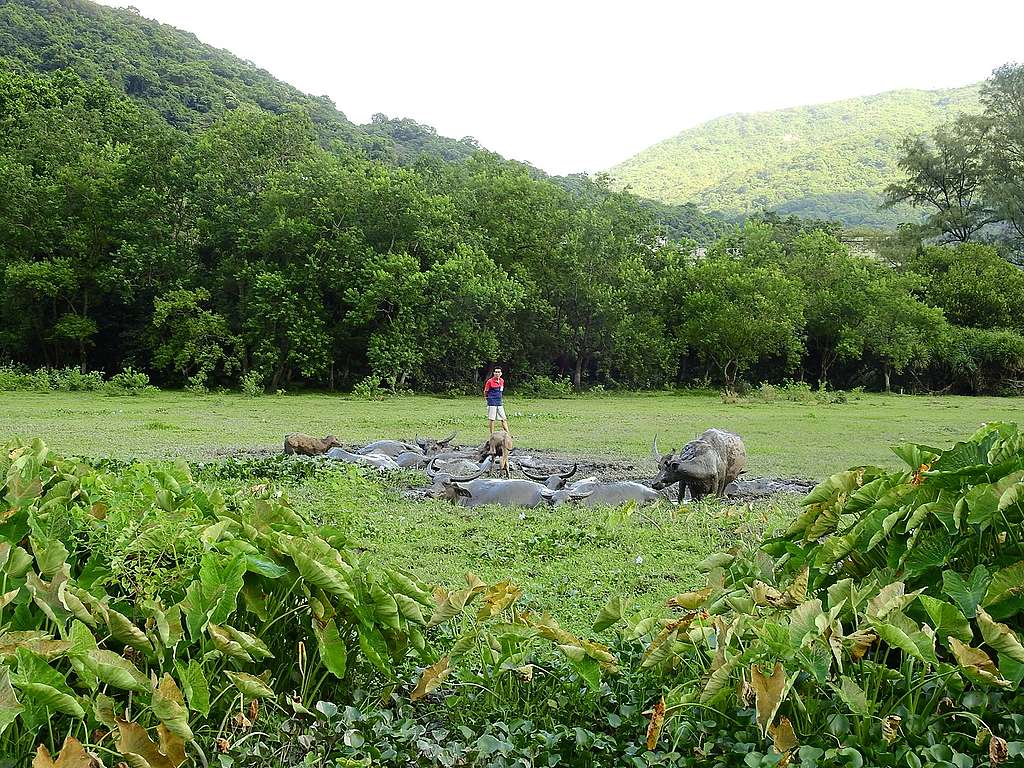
609;85;982;226
0;1;1023;395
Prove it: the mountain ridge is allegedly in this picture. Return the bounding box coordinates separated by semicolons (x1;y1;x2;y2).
607;83;983;226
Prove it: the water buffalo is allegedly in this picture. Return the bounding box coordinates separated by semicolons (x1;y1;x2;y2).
477;430;513;477
436;477;562;508
425;456;493;481
358;440;420;458
520;464;579;490
651;428;747;501
284;434;342;456
415;431;458;455
325;447;400;471
545;477;665;507
395;450;429;469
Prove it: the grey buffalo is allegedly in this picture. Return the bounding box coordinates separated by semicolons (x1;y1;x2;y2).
520;464;579;489
435;477;560;508
395;450;429;469
545;477;665;507
326;447;400;472
651;428;747;500
415;431;458;455
358;440;420;458
284;433;342;456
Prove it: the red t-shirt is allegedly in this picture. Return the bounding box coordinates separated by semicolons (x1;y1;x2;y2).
484;376;504;405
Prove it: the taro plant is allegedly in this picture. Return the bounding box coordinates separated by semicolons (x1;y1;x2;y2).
0;438;433;765
595;421;1024;765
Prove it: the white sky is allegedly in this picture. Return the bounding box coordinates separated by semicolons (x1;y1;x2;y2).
97;0;1024;175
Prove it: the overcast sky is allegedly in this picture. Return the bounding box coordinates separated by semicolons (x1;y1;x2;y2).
97;0;1024;175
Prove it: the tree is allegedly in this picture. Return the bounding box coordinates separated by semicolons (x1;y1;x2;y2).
862;273;947;392
150;288;240;387
779;230;876;386
910;243;1024;330
671;256;805;391
981;64;1024;243
885;117;995;242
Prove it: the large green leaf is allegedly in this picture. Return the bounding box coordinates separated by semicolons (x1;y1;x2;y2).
942;566;991;619
835;675;869;716
18;682;84;718
85;649;148;693
871;612;937;665
965;484;1001;529
312;618;348;679
982;560;1024;619
919;596;972;645
287;542;355;603
223;671;275;699
180;553;246;639
174;660;210;717
593;595;630;632
0;667;22;736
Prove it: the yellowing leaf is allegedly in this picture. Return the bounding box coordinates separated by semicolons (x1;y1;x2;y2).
769;716;799;754
150;675;193;741
977;607;1024;663
645;695;665;751
411;656;451;702
32;736;98;768
476;580;522;620
948;637;1013;688
750;662;789;736
882;715;902;745
666;585;713;610
115;719;186;768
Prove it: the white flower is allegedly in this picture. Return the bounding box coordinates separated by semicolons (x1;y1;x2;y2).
518;512;526;520
634;555;644;565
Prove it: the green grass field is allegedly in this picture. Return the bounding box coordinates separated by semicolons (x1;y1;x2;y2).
3;389;1021;475
5;390;1021;629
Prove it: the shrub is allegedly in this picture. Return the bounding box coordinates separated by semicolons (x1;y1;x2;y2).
106;366;152;395
240;370;264;397
352;375;388;401
518;375;575;398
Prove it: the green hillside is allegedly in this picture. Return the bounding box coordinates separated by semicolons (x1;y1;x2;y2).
0;0;483;162
609;86;983;226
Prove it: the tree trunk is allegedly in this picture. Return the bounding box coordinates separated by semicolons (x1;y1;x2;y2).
883;363;891;393
573;356;584;390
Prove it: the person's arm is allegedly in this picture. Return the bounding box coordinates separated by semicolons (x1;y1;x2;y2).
484;379;491;397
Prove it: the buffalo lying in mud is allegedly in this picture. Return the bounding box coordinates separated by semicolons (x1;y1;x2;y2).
325;447;400;472
520;464;579;490
545;477;667;507
651;428;746;500
357;432;456;458
284;433;342;456
358;439;419;458
432;477;595;508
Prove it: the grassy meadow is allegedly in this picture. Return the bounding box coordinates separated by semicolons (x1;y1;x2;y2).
3;389;1021;475
4;389;1021;629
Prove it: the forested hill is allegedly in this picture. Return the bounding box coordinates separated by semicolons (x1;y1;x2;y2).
0;0;483;162
608;85;983;227
0;0;727;240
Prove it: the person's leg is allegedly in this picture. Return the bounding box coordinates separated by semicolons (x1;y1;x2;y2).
501;418;510;435
488;419;495;434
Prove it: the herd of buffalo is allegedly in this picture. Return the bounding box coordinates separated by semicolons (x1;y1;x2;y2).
282;428;756;508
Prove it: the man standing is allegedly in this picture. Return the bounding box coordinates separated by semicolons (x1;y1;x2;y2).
484;366;511;436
